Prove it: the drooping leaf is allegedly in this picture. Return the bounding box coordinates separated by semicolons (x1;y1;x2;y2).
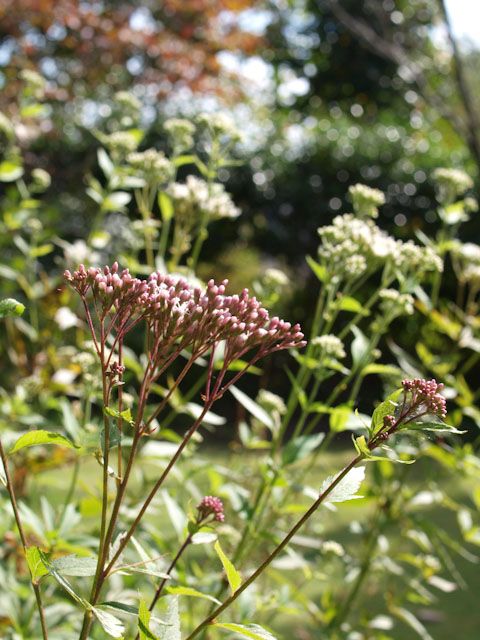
281;433;325;465
92;607;125;639
390;605;434;640
230;385;274;429
38;550;88;607
319;466;365;504
159;596;181;640
214;541;242;594
215;622;278;640
10;430;78;454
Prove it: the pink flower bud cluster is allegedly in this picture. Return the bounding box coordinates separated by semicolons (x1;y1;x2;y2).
64;262;150;322
65;264;306;368
197;496;225;522
402;378;447;419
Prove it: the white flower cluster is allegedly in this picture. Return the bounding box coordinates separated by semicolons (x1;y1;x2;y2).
102;131;139;154
167;175;241;223
127;149;172;182
379;289;415;317
263;268;290;288
114;91;141;113
349;183;385;218
317;214;442;281
311;334;346;360
432;168;473;204
164;118;196;152
197;112;240;140
452;242;480;284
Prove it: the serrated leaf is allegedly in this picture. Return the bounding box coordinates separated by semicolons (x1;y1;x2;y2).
320;466;365;503
214;541;242;594
215;623;278;640
230;385;273;429
166;586;221;605
0;298;26;318
9;430;78;454
25;547;49;583
51;554;97;577
93;607;125;638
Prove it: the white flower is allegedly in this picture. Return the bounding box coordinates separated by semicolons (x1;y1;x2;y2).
54;307;79;330
312;334;346;360
432;167;473;203
167;175;240;222
379;289;414;316
349;183;385;218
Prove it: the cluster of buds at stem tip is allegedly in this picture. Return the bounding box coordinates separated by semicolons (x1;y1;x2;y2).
64;263;306;398
374;378;448;446
196;496;225;523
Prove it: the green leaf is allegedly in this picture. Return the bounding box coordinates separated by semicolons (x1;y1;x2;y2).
329;406;352;433
166;585;221;605
20;103;49;119
229;385;274;429
400;417;465;435
282;433;325;466
38;550;88;607
138;598;159;640
370;388;403;435
334;295;369;315
306;255;328;282
214;540;242;594
98;148;114;178
191;531;217;545
0;298;25;318
25;547;49;584
159;596;181;640
215;623;278;640
51;554;97;577
92;607;125;639
9;430;78;454
0;160;23;182
102;191;132;211
351;326;369;367
320;466;365;503
158;191;174;222
390;605;434;640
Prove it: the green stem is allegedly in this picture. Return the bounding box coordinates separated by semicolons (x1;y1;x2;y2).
185;454;364;640
0;439;49;640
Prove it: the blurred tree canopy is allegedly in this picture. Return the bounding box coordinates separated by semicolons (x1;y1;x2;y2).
1;0;479;276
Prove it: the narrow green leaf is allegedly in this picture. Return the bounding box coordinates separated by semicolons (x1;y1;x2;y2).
214;541;242;594
158;191;174;222
138;598;159;640
215;622;278;640
390;605;434;640
230;385;273;429
166;585;221;605
38;550;88;607
306;255;328;282
282;433;325;465
10;430;78;454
